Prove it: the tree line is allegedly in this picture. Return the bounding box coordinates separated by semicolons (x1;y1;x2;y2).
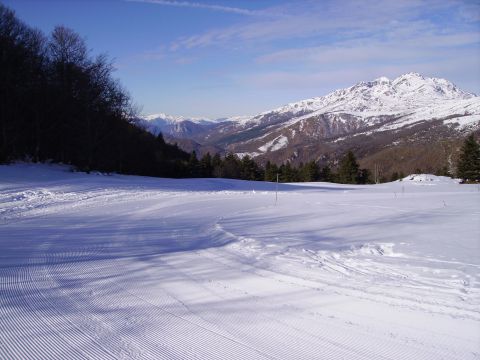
187;136;480;184
186;149;374;184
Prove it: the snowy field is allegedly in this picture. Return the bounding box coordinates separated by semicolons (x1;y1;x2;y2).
0;164;479;360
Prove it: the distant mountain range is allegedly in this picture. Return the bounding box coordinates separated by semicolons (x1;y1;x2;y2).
138;73;480;178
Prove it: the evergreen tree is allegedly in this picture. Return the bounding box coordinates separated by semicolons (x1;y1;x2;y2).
211;153;222;178
188;151;200;177
356;168;371;184
264;161;278;182
337;151;360;184
199;152;213;177
222;153;241;179
279;161;299;182
301;161;319;182
240;155;262;180
457;134;480;182
319;165;333;182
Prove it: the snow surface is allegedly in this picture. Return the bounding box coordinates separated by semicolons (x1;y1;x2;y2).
1;164;479;359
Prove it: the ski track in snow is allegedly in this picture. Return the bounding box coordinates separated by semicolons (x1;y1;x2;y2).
0;164;479;359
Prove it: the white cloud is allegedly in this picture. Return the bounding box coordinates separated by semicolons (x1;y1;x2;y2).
125;0;259;16
168;0;479;51
256;32;480;65
124;0;480;115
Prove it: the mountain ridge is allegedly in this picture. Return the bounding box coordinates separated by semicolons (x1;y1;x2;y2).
139;73;480;176
142;72;478;132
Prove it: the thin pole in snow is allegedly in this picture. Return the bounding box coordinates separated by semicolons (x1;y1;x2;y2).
275;173;279;205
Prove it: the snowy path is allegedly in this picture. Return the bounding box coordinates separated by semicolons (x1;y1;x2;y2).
0;164;479;359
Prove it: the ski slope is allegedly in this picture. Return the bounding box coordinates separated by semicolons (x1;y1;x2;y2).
1;164;479;359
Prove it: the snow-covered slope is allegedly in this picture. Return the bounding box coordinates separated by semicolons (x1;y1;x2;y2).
269;73;474;115
239;73;479;131
1;164;479;359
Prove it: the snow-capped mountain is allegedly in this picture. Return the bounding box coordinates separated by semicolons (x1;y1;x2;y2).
259;72;474;116
140;73;480;175
143;113;213;124
202;73;480;158
138;113;219;138
233;72;478;131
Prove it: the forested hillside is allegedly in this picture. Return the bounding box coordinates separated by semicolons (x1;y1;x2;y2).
0;4;190;177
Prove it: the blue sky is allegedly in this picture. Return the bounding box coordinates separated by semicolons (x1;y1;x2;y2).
3;0;480;118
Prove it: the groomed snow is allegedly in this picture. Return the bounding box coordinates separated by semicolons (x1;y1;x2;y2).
1;164;479;359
